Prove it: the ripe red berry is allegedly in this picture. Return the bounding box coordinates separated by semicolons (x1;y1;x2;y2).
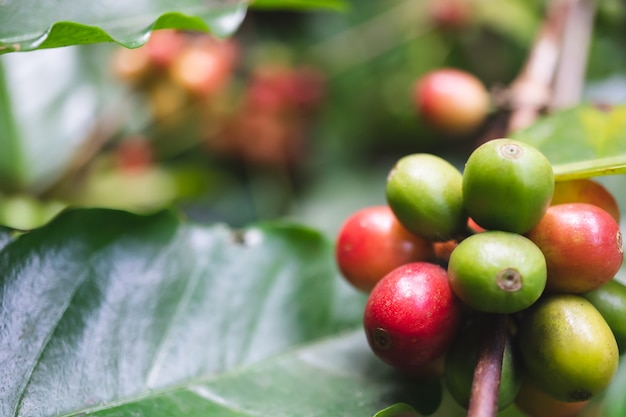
145;30;185;68
169;39;237;96
363;262;462;369
335;206;434;292
429;0;473;30
526;203;624;293
413;68;489;136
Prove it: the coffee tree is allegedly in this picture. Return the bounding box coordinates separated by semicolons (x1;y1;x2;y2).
1;1;626;417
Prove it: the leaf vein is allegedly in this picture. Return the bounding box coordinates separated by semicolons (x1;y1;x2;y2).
13;267;92;417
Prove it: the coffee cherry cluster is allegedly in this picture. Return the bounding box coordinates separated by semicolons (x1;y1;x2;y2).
111;30;325;168
335;138;625;414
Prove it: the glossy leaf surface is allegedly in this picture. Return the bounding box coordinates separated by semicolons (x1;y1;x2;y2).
2;208;434;416
0;0;348;54
0;0;248;53
84;330;440;416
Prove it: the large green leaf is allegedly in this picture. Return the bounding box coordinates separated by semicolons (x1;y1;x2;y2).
0;1;248;53
82;330;440;416
0;0;350;53
511;104;626;180
0;208;441;416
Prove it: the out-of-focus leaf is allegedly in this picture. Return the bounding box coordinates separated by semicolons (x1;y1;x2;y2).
511;105;626;180
475;0;540;46
290;163;395;242
604;358;626;417
0;60;21;189
0;194;65;230
251;0;348;11
0;46;119;192
1;208;441;417
0;1;248;53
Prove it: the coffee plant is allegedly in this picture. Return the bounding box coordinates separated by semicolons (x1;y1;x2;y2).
2;1;626;417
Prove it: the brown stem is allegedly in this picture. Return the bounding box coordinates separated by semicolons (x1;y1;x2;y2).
505;0;596;132
506;0;569;133
465;4;567;415
550;0;596;110
467;314;508;417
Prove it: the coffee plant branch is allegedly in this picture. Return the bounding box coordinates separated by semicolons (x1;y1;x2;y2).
467;1;596;416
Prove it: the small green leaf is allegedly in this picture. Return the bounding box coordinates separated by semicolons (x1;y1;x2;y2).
512;104;626;180
0;1;248;53
551;157;626;181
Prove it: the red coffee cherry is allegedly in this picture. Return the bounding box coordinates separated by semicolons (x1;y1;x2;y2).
335;206;434;292
413;68;490;136
363;262;462;369
526;203;624;293
429;0;473;30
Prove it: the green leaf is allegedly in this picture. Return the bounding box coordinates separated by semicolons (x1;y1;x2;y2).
82;331;441;417
474;0;540;46
0;1;248;53
551;157;626;181
511;104;626;180
0;208;437;417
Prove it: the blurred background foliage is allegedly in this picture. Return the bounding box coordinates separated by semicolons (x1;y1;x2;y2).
0;0;625;238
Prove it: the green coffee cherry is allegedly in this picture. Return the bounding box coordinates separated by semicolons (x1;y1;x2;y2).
462;138;554;234
386;153;466;241
518;294;619;403
582;279;626;354
447;231;546;313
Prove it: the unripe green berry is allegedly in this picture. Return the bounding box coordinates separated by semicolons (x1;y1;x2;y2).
518;294;619;403
447;231;547;313
462;138;554;234
386;154;466;241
